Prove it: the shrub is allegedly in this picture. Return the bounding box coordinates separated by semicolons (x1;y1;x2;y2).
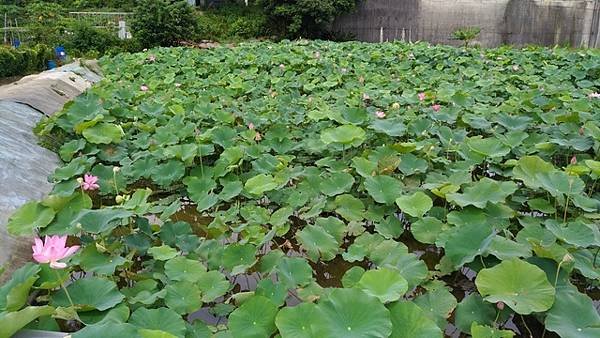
257;0;359;38
0;44;52;77
196;4;268;41
131;0;196;48
62;21;122;56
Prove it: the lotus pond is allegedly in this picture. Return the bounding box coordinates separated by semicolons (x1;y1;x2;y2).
2;40;600;337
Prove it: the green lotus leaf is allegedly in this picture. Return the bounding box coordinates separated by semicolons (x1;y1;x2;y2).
275;302;320;338
398;153;428;176
342;266;366;288
395;191;433;218
319;172;355;196
147;245;179;261
297;224;341;262
356;268;408;303
218;180;243;201
313;288;392;338
165;281;202;315
52;277;125;311
470;323;514;338
82;122;124;144
71;208;133;234
150;160;185;187
77;303;130;326
255;279;288;306
475;259;555;314
222;243;257;274
374;215;404;239
72;245;128;275
138;329;178;338
388;301;442;338
537;171;585;198
129;307;186;337
59;139;86;162
0;306;55;338
527;198;556;214
164;256;206;283
411;217;446;244
512;156;555;189
334;194;365;221
465;136;511;158
572;249;600;280
275;257;313;288
442;222;495;270
454;294;496;334
545;219;600;248
0;263;40;311
7;201;56;236
446;178;517;208
245;174;278;195
365;175;404;204
196;270;231;302
485;236;532;260
544;283;600;338
352;157;377;177
320;125;366;146
369;118;406;137
229;296;278;338
413;283;457;329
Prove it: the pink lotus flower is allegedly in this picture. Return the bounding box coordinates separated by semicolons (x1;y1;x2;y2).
418;92;426;101
32;235;79;269
496;301;505;310
81;174;99;191
375;111;386;118
588;92;600;99
248;122;255;130
140;85;149;92
432;104;441;112
570;155;577;165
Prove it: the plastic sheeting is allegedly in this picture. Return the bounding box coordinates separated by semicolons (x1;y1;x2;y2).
0;61;101;282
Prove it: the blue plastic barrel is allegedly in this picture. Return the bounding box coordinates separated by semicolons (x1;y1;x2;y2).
47;60;57;70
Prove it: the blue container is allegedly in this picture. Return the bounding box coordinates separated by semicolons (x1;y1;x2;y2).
54;46;67;62
47;60;57;70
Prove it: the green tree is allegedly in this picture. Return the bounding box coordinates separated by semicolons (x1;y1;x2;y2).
131;0;196;48
257;0;359;38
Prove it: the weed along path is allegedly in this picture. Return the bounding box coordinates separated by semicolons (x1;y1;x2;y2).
0;61;101;282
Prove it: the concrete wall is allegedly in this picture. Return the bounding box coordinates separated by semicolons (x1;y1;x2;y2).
333;0;600;47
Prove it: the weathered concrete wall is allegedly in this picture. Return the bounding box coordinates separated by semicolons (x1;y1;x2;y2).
334;0;600;47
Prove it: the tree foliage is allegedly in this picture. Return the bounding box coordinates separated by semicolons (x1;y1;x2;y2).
131;0;196;48
257;0;359;38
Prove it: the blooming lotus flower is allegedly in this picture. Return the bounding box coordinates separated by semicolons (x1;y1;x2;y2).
248;122;255;130
81;174;99;191
175;83;181;88
588;92;600;99
375;111;386;118
32;235;79;269
140;85;149;92
148;55;156;62
279;64;285;70
418;92;426;101
432;104;441;112
254;132;262;141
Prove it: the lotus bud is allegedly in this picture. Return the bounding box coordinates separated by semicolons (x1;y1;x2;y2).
562;253;574;263
76;177;84;184
496;301;505;310
116;195;125;204
113;166;121;173
570;156;577;165
392;102;400;109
